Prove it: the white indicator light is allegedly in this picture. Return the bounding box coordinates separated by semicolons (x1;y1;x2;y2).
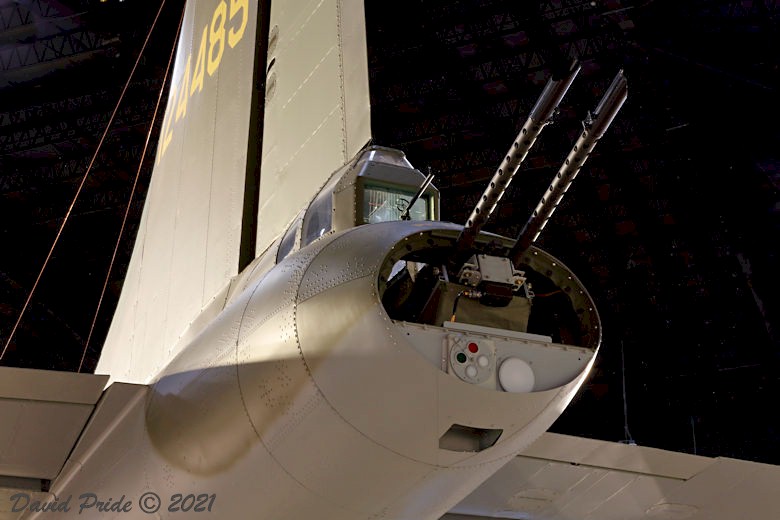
465;365;478;378
498;358;535;393
477;355;489;368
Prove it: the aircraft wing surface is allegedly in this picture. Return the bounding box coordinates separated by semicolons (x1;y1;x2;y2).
0;368;149;520
442;432;780;519
0;367;107;482
0;367;106;520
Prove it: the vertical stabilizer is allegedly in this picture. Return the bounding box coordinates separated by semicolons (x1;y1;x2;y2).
97;0;262;382
256;0;372;251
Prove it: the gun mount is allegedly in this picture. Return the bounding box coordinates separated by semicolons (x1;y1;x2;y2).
383;66;627;351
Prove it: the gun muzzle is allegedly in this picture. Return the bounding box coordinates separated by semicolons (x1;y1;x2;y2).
510;70;628;265
451;59;581;268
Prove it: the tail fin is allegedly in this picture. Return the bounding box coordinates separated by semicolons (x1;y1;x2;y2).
97;0;371;383
256;0;372;249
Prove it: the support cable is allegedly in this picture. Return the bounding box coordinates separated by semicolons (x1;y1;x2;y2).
1;0;170;362
621;340;636;445
78;6;185;373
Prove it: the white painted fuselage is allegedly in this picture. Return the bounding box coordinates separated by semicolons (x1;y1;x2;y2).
32;220;596;520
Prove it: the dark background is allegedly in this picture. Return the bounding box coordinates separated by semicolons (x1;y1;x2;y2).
1;0;778;464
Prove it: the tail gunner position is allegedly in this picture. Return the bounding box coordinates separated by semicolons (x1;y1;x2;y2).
135;61;627;518
7;0;627;517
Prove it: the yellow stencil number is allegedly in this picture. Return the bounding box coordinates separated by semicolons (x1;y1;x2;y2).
191;25;207;96
157;0;250;162
228;0;247;48
207;0;227;76
175;55;191;121
158;83;175;160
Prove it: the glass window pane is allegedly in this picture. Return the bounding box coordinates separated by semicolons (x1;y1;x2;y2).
302;191;332;246
276;218;299;263
363;186;427;223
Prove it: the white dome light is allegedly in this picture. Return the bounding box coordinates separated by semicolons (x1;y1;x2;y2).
498;358;535;393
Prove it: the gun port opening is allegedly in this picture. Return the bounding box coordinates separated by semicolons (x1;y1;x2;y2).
378;230;599;351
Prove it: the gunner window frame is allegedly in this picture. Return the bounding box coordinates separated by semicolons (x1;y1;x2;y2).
361;182;430;224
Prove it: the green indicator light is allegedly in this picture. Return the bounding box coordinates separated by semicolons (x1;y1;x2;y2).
456;352;467;364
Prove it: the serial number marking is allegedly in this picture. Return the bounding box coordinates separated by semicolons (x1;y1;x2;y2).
158;0;249;162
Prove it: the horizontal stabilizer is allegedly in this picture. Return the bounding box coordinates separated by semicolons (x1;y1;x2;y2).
443;433;780;519
0;368;148;520
0;367;107;481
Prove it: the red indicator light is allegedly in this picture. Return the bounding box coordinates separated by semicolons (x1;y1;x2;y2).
468;342;479;353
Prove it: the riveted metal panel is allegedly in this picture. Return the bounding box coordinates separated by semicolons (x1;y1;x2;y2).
297;274;441;464
295;222;597;474
297;226;388;302
236;304;320;453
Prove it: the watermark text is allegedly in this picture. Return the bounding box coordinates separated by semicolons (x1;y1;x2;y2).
9;492;216;514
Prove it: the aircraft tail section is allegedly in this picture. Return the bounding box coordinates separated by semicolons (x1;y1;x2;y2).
97;0;264;383
256;0;372;251
97;0;372;383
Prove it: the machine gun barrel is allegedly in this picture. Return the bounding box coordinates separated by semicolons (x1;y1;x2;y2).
509;70;628;265
401;172;435;220
451;60;581;267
